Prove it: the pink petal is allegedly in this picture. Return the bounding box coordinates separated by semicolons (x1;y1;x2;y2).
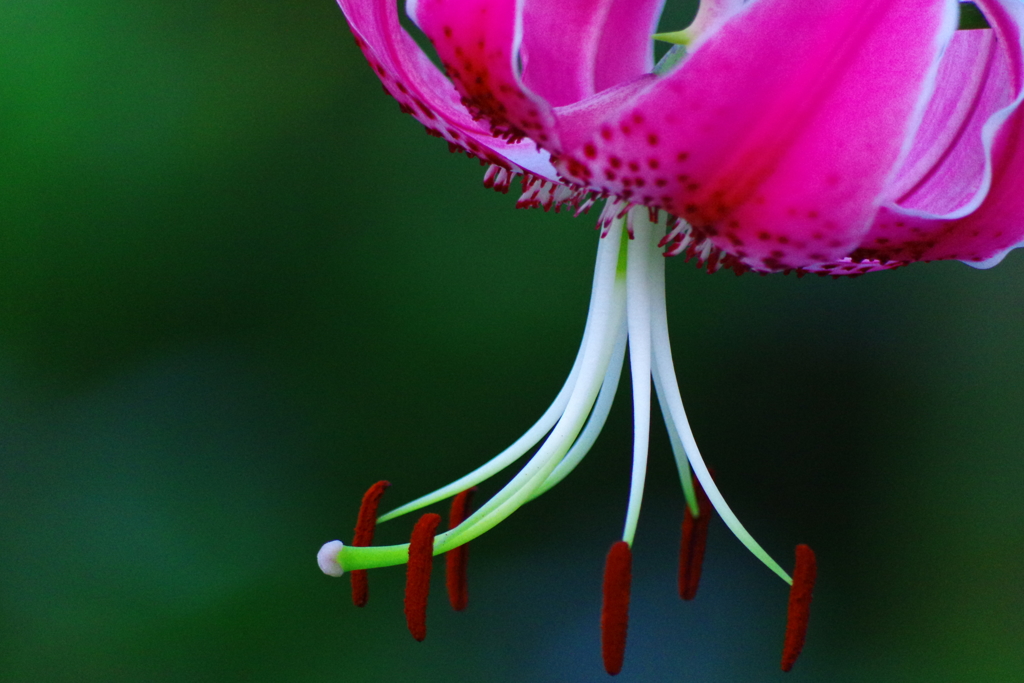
554;0;958;271
519;0;602;106
862;0;1024;267
518;0;664;106
337;0;557;179
591;0;665;93
411;0;559;147
885;30;1012;216
553;76;658;158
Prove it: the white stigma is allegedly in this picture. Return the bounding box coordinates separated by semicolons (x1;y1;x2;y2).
317;540;346;577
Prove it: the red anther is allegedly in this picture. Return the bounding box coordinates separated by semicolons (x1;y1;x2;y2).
601;541;633;676
350;480;390;608
781;544;817;672
679;476;713;601
405;512;442;642
445;488;476;612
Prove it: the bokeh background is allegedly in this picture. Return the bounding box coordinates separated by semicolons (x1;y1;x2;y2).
2;0;1023;681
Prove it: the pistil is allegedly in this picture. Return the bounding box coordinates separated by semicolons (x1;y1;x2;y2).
318;206;815;673
334;217;628;572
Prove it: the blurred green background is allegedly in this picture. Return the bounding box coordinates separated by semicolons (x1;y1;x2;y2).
1;0;1023;681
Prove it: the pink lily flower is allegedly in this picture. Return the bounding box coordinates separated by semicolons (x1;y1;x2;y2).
318;0;1024;674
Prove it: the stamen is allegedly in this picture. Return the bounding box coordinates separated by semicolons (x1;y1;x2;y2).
679;475;712;601
601;541;632;676
375;218;628;527
350;480;390;607
529;321;628;499
336;222;628;574
430;221;627;552
376;342;584;524
648;233;792;584
446;488;476;611
781;544;817;672
405;513;441;642
621;208;656;546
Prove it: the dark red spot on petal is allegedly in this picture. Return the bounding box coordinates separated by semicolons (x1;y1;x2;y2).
601;541;632;676
350;480;390;607
404;513;442;642
446;488;476;612
781;544;817;672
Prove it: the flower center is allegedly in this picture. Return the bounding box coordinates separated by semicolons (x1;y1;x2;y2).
318;202;816;672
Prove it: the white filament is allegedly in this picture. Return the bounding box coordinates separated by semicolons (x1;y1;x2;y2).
621;209;656;546
437;217;628;550
648;229;792;584
327;204;795;585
